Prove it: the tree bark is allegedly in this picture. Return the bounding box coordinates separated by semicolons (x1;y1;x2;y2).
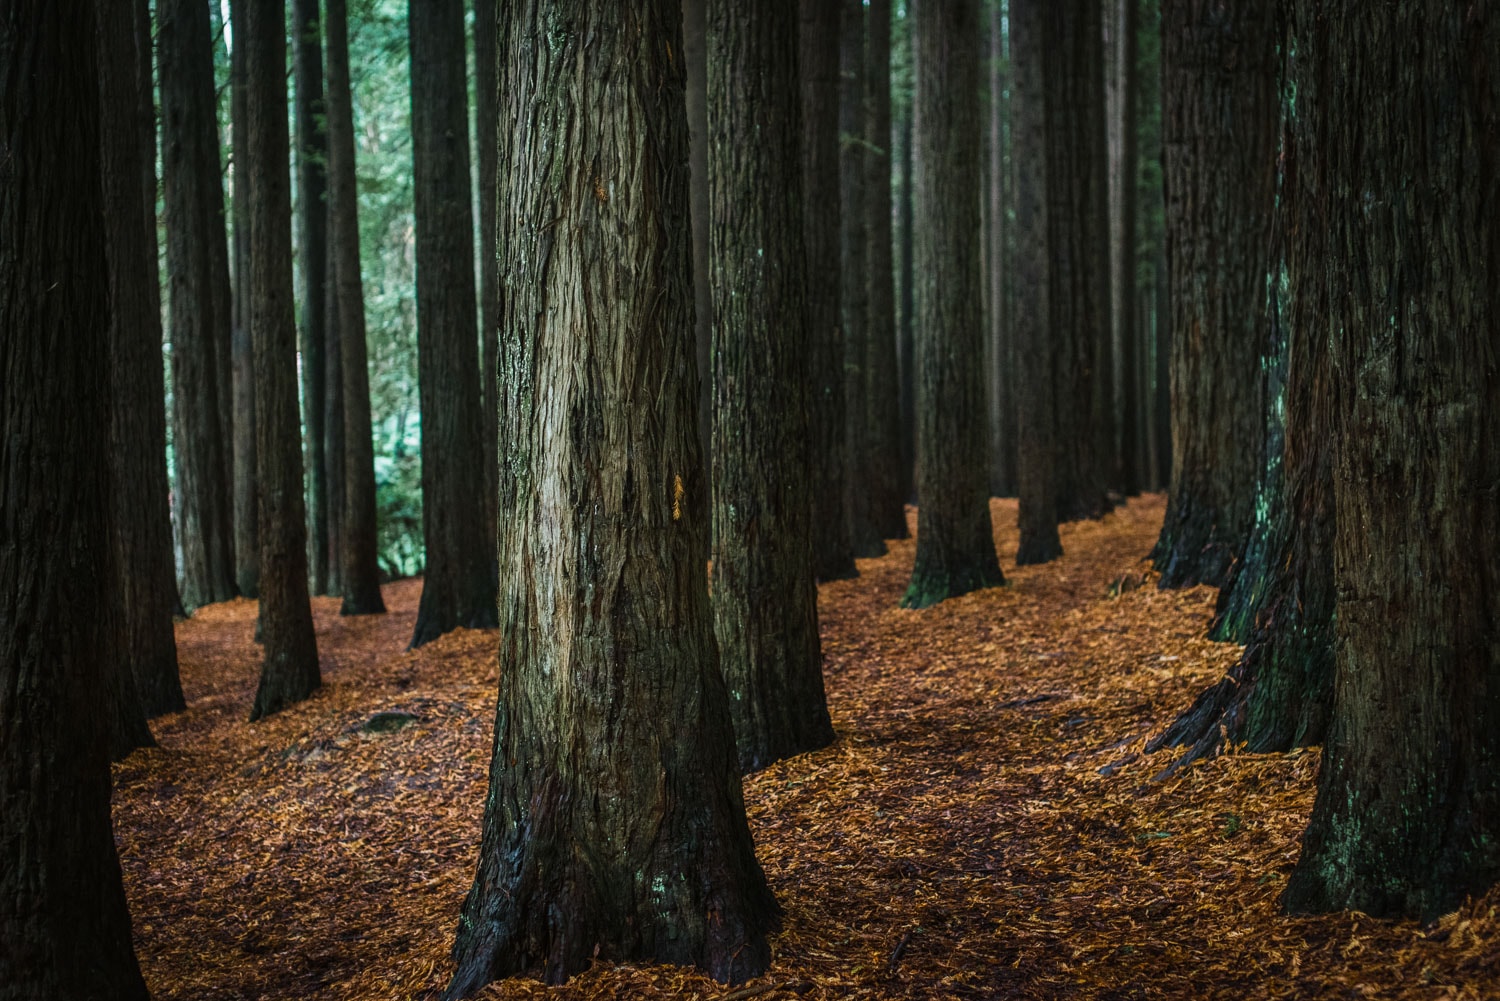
897;97;916;506
1152;244;1171;489
1284;2;1500;921
446;4;777;992
800;0;856;580
161;0;238;609
863;0;907;541
293;0;331;596
326;0;387;616
709;0;835;775
1151;0;1276;588
408;0;496;648
248;0;322;722
1012;0;1062;566
684;0;713;470
1114;0;1141;496
325;246;346;598
0;3;152;991
903;0;1005;609
987;0;1015;499
475;0;499;577
231;0;260;599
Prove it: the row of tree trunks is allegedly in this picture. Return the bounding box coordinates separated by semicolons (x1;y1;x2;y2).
447;3;777;992
0;1;153;990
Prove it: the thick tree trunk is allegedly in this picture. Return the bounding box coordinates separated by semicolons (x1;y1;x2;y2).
326;0;387;616
161;0;238;609
897;102;915;505
231;0;260;599
408;0;496;648
1114;0;1141;496
1012;0;1062;565
863;0;906;541
1284;3;1500;921
800;0;856;581
1151;0;1276;588
475;0;499;574
446;4;777;992
0;4;152;991
903;0;1005;609
709;0;835;775
840;0;884;558
684;0;713;469
248;0;322;722
101;0;186;723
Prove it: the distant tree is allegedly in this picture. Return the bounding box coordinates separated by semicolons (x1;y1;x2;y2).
325;245;346;598
325;0;387;615
903;0;1005;608
446;4;777;992
708;0;834;773
799;0;856;581
1011;0;1062;565
248;0;322;722
408;0;496;647
896;105;916;506
986;0;1016;499
475;0;500;568
1113;0;1142;496
161;0;238;608
0;3;152;992
1151;0;1277;588
231;0;260;599
1283;1;1500;920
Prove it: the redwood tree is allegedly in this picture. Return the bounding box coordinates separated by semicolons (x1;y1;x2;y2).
248;0;322;722
446;3;777;991
708;0;835;773
231;0;260;598
0;3;152;992
903;0;1005;609
408;0;496;647
1283;1;1500;920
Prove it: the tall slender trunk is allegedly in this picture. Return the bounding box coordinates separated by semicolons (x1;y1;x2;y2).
1114;0;1142;495
326;0;387;615
897;99;915;505
161;0;238;609
475;0;499;575
0;4;152;991
408;0;497;647
248;0;321;722
800;0;856;580
446;4;777;992
1152;244;1171;489
324;247;346;597
231;0;260;598
903;0;1005;609
988;1;1014;498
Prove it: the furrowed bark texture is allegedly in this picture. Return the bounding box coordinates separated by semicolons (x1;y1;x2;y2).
160;0;237;609
101;0;186;722
684;0;713;467
800;0;855;580
248;0;322;722
476;0;499;571
709;0;835;774
409;0;496;648
1284;2;1500;920
0;4;152;992
863;0;906;541
326;0;386;615
294;0;330;595
231;0;260;598
1012;0;1062;566
840;0;884;558
446;4;778;991
1152;0;1276;588
903;0;1004;609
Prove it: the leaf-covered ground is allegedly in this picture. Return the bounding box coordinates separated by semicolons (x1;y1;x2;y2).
114;495;1499;1000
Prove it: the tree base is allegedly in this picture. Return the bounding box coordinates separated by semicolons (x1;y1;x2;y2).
1015;534;1063;566
900;562;1005;609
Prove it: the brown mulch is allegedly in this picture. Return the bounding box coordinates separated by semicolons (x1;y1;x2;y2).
113;495;1500;1000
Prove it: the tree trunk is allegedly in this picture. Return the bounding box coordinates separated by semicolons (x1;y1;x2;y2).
408;0;496;648
446;3;777;992
897;95;916;506
708;0;835;775
475;0;500;577
903;0;1005;609
1114;0;1141;496
863;0;907;541
324;247;346;598
0;3;152;991
988;1;1015;499
1152;244;1171;489
294;0;330;596
841;0;884;558
248;0;322;722
161;0;238;609
1012;0;1062;565
684;0;713;470
326;0;387;616
101;0;187;723
1284;2;1500;921
1151;0;1276;588
231;0;260;599
799;0;856;581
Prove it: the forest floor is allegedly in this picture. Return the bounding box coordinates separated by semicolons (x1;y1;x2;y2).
114;495;1499;1001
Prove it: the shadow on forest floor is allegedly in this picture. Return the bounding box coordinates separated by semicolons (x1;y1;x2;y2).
114;495;1499;1000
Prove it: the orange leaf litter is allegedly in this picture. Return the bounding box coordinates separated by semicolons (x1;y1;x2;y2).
113;495;1499;1000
